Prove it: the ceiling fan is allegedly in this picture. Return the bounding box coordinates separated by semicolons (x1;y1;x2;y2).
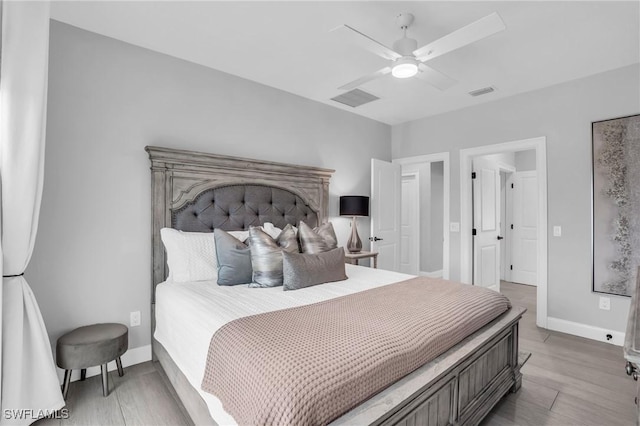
332;12;506;91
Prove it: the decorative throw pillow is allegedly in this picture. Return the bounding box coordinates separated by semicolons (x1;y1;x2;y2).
160;228;217;283
275;223;299;253
283;247;348;291
248;224;299;288
298;221;338;254
214;229;252;286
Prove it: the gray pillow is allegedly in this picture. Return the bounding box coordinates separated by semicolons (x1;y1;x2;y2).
214;229;252;286
248;224;299;288
298;221;338;254
276;223;300;253
283;247;348;291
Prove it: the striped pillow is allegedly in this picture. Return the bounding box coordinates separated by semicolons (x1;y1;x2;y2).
298;221;338;254
248;224;298;288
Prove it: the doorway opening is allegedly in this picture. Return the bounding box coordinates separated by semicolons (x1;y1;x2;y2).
461;137;548;328
394;153;450;280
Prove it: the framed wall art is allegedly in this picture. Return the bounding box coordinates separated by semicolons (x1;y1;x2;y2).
592;113;640;297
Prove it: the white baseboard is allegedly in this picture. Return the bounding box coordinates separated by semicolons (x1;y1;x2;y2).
546;317;625;346
57;344;152;384
419;270;443;278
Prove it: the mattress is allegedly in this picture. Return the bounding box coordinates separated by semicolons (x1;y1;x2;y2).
154;264;414;425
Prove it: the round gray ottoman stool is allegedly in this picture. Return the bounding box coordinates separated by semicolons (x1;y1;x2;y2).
56;323;128;399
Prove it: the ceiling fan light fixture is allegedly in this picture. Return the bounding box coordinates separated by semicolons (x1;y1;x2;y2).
391;59;418;78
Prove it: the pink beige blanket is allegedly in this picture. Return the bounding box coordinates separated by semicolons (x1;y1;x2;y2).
201;277;511;425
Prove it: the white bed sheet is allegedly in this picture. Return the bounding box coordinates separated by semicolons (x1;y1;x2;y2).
154;264;414;425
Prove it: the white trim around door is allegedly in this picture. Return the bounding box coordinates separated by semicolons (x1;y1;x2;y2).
393;152;451;280
460;137;548;328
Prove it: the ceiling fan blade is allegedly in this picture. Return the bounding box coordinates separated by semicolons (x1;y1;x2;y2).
338;67;391;91
332;24;402;61
413;12;506;62
417;63;457;90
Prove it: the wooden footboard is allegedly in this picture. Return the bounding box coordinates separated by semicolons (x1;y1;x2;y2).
383;325;519;426
381;332;516;426
153;306;525;426
334;306;526;426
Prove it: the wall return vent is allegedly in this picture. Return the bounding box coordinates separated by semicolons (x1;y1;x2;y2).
469;86;496;97
331;89;379;108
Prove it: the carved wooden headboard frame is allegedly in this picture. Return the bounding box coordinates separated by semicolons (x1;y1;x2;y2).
145;145;334;302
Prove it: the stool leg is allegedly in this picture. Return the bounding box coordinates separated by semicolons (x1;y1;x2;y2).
101;364;109;397
116;357;124;377
80;369;86;381
61;370;72;399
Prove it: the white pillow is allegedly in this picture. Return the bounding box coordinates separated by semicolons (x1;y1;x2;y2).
262;222;297;239
161;228;218;283
160;228;250;283
228;230;250;243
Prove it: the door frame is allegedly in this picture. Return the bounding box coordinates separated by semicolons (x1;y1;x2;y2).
460;137;548;328
393;152;451;280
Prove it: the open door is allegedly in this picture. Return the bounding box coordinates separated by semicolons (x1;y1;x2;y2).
371;159;401;271
400;174;420;275
473;157;501;292
511;171;538;286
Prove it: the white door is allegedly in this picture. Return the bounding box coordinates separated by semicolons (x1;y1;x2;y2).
511;171;538;286
400;174;419;275
473;157;501;292
371;159;401;271
500;171;511;281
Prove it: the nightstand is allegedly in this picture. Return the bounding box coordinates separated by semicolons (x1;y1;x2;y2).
344;251;378;268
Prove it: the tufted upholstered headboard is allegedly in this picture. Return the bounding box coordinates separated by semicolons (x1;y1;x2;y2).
146;146;334;303
171;185;318;232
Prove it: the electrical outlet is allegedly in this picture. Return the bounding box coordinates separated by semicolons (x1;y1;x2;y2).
450;222;460;233
599;297;611;311
553;226;562;237
130;311;141;327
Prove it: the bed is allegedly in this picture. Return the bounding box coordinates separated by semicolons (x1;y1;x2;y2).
146;146;526;426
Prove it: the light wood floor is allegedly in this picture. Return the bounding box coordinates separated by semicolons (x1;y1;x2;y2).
35;361;192;426
37;281;634;426
482;281;635;425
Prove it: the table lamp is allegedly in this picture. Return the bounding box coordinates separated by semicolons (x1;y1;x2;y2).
339;196;369;253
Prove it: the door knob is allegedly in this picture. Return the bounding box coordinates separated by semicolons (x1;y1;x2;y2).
497;236;504;240
369;236;383;242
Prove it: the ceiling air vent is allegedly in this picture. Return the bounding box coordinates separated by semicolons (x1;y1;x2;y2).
331;89;379;108
469;86;496;97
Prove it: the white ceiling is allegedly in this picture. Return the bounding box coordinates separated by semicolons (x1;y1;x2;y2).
51;1;640;125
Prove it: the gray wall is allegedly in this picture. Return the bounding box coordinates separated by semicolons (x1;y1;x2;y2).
392;64;640;332
416;163;431;273
427;162;444;272
475;152;515;168
404;161;444;274
515;149;537;172
27;22;391;351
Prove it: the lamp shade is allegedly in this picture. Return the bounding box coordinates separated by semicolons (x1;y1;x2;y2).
340;196;369;217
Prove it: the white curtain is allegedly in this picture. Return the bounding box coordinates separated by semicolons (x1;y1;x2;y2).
0;1;65;425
